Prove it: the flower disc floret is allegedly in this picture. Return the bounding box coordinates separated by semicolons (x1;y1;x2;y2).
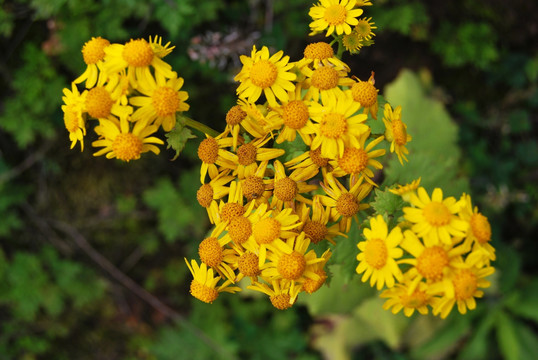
242;176;265;200
470;213;491;244
238;252;260;276
151;87;180;117
311;67;340;90
228;216;252;244
453;269;478;300
198;237;223;268
320;113;347;138
250;60;278;89
86;87;113;119
338;147;368;174
303;269;327;294
237;143;257;165
277;251;306;280
253;218;281;244
196;184;214;208
112;133;143;162
190;281;219;304
82;37;110;65
416;246;448;281
304;42;334;59
282;100;309;129
351;81;377;107
303;221;328;244
220;203;245;222
336;193;359;217
270;294;293;310
122;39;154;67
392;119;408;146
423;202;451;226
197;138;219;164
309;148;329;167
364;238;388;269
226;105;246;126
274;177;298;202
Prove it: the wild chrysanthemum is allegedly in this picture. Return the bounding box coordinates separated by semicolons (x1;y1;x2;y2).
382;104;411;164
332;129;386;186
92;116;163;161
309;0;363;37
247;279;302;310
342;32;363;54
302;249;332;294
318;172;372;233
103;37;175;89
302;64;354;104
61;83;88;151
84;74;132;121
129;73;189;131
197;132;237;184
380;272;433;316
239;161;273;204
403;187;468;246
198;222;237;281
285;146;331;175
309;93;369;159
459;194;495;266
185;258;241;304
74;36;110;88
354;17;376;41
233;136;285;179
349;72;378;119
234;46;296;108
356;215;404;290
270;160;318;211
297;199;345;245
196;170;235;224
297;42;349;71
389;178;421;202
225;104;265;150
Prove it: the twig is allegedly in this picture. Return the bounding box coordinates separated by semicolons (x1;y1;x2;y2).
49;219;237;360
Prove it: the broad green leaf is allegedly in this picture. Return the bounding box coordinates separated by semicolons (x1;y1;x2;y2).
496;311;520;360
166;118;197;161
505;278;538;323
371;187;405;216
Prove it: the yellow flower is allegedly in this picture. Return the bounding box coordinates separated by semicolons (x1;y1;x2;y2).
348;71;379;119
197;132;237;184
92;116;163;161
198;222;237;281
233;135;285;179
196;170;235;224
301;64;354;104
129;73;189;131
74;36;110;88
318;172;372;233
382;104;411;164
302;249;332;294
309;0;363;37
103;37;175;89
239;160;273;204
269;160;319;211
297;198;345;245
234;46;296;108
285;147;331;175
356;215;404;290
296;42;349;71
354;17;376;41
61;83;87;151
332;129;386;187
380;272;433;317
224;103;265;150
247;279;302;310
185;258;241;304
389;178;421;202
342;32;363;54
309;93;369;160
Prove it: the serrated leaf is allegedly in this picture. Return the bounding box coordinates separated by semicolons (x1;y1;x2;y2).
496;311;520;360
166;119;197;161
371;187;404;216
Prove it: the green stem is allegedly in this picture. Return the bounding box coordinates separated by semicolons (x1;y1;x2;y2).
336;40;345;59
183;117;220;138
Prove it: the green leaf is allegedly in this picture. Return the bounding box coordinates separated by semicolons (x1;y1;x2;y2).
458;307;497;360
166;118;197;161
496;311;520;360
412;315;471;359
371;187;405;216
505;278;538;323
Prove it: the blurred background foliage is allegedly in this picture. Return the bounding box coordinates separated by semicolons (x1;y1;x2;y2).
0;0;537;359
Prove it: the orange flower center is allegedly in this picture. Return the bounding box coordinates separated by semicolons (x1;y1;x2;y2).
228;216;252;244
311;67;339;90
85;87;113;119
190;280;219;304
237;143;257;166
152;86;180;117
303;269;327;294
82;37;110;65
423;202;451;227
196;184;213;208
250;60;278;89
274;177;298;202
220;203;245;222
112;133;143;162
270;294;293;310
470;213;491;244
336;193;359;217
453;269;478;301
197;138;219;164
416;246;448;281
320;113;347;138
282;100;309;129
400;289;429;309
309;147;329;167
242;176;265;200
338;147;368;174
226;105;246;126
122;39;154;67
303;221;328;244
198;237;223;268
364;238;388;269
253;218;281;244
238;252;260;277
278;251;306;280
351;81;377;107
392;119;408;146
304;42;334;60
324;5;347;26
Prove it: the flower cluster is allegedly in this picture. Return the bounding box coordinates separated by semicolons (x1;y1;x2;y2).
185;41;412;309
61;36;190;161
356;182;496;318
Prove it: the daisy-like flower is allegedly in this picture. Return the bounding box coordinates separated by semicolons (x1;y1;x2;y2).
92;115;163;161
129;73;189;131
332;129;386;186
403;187;469;246
309;0;363;37
270;160;319;211
356;215;404;290
229;244;264;284
148;35;175;59
302;249;332;294
296;42;349;71
247;279;302;310
234;45;296;108
239;161;273;204
84;73;133;121
61;82;87;151
262;232;325;285
197;132;237;184
297;198;345;245
196;170;235;224
74;36;110;88
318;172;372;233
348;71;378;119
233;135;285;179
302;64;354;104
185;258;241;304
285;146;331;175
397;229;468;296
309;93;369;160
430;260;495;319
103;37;175;89
389;178;421;202
380;272;433;317
224;104;263;150
237;98;273;136
382;104;411;165
271;84;317;145
354;17;376;41
342;31;363;54
458;194;495;267
212;180;255;226
198;222;237;281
